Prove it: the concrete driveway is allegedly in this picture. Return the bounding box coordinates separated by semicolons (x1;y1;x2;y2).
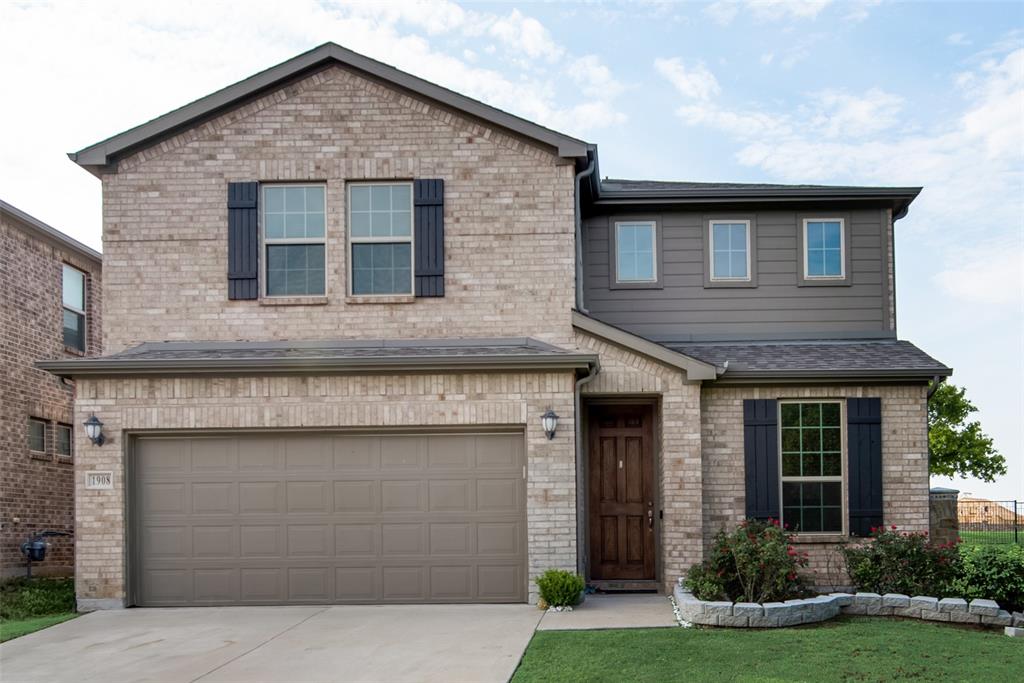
0;605;543;683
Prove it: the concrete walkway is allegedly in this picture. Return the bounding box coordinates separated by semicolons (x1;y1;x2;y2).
0;604;543;683
538;593;677;630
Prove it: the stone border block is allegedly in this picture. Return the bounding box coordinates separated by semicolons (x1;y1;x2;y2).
749;614;780;628
938;597;968;613
893;606;922;619
829;592;853;607
733;602;764;618
981;610;1012;627
1013;612;1024;627
704;601;733;618
921;609;950;622
882;593;910;608
948;611;981;625
718;614;750;627
968;599;1000;617
910;596;938;610
1005;626;1024;638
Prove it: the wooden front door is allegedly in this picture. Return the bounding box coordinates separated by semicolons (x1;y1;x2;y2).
588;404;656;581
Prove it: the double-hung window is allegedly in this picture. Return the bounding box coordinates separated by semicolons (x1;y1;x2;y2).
56;424;73;459
263;185;326;297
28;418;47;453
709;220;751;281
349;183;413;296
803;219;845;279
615;221;657;283
780;401;844;533
62;265;86;351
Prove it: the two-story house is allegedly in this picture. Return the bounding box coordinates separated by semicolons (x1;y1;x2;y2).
40;44;949;611
2;200;102;577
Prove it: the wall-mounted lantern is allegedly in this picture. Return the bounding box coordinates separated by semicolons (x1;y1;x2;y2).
83;414;105;446
541;409;559;440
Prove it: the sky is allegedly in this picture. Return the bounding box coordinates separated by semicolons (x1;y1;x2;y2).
2;0;1022;499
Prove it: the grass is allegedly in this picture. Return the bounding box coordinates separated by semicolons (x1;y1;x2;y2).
0;577;77;643
959;530;1023;546
511;617;1024;683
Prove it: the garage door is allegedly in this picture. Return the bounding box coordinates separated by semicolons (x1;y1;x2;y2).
131;431;526;606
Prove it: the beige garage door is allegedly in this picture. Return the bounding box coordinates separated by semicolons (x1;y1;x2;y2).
131;431;526;606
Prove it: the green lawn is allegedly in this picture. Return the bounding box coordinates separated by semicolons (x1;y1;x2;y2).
959;530;1022;545
0;613;78;643
512;617;1024;683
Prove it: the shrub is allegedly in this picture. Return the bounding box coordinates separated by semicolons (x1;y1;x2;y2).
535;569;585;607
842;527;961;597
952;544;1024;613
684;519;808;603
0;578;75;621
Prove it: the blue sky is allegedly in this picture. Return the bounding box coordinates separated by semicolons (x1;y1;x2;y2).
2;1;1021;498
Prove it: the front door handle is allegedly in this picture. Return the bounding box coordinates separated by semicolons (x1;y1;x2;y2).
647;508;653;530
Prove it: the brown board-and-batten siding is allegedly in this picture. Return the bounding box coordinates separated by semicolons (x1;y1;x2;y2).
583;209;893;341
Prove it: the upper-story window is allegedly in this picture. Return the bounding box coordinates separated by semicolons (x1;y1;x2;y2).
803;219;845;279
709;220;751;281
349;183;413;296
780;401;844;534
62;264;86;351
56;424;73;459
28;418;46;453
615;221;657;283
263;185;326;297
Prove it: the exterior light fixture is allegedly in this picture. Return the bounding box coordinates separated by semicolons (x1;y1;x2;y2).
83;414;105;446
541;409;559;440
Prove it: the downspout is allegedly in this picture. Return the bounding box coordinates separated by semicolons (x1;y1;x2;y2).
575;358;601;576
574;158;596;314
926;374;944;399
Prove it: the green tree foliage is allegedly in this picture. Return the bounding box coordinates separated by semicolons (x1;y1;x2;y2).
928;382;1006;482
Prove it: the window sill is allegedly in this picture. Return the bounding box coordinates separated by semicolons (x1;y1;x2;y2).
259;296;329;306
791;533;848;544
63;346;86;357
345;295;416;305
704;280;758;289
797;278;851;287
29;451;51;461
57;455;74;465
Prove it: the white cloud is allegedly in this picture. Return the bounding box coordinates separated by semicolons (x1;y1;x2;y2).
934;242;1024;306
654;57;721;100
704;0;833;26
568;55;627;99
807;88;904;138
486;8;563;61
704;1;740;25
947;32;972;47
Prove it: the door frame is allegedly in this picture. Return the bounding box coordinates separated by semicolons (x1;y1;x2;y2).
580;397;661;589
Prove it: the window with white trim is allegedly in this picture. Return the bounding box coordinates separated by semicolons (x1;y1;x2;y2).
709;220;751;280
28;418;46;453
348;183;413;296
263;185;326;297
62;265;86;351
615;221;657;283
803;219;845;278
780;401;844;533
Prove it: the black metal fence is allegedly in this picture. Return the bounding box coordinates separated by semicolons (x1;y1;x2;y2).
957;499;1023;545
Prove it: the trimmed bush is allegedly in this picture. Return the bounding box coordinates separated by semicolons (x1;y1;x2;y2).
0;578;75;621
842;527;961;597
953;544;1024;613
535;569;585;607
684;519;808;603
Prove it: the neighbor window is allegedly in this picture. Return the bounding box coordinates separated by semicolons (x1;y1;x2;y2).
62;265;86;351
803;219;844;278
780;401;844;533
56;424;73;459
615;221;657;283
263;185;326;297
28;418;46;453
709;221;751;280
348;183;413;296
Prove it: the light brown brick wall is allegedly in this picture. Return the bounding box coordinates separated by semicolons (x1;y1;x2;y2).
73;371;576;605
1;211;102;576
99;65;575;354
574;331;703;593
700;384;929;590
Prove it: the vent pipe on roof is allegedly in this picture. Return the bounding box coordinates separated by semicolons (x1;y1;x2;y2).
574;157;596;314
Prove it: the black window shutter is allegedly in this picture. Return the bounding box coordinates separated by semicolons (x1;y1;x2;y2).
227;181;259;300
847;397;883;537
744;399;780;521
413;179;444;297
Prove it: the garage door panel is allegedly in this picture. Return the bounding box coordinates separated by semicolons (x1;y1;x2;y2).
134;432;525;605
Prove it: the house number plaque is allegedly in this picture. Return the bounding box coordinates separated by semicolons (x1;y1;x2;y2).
85;471;114;490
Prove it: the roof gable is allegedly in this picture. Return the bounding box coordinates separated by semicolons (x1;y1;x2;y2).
70;42;590;173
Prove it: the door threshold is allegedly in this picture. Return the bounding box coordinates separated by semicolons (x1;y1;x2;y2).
590;580;660;593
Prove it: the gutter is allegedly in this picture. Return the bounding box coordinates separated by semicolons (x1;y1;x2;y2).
926;374;946;399
708;367;952;385
574;156;596;314
35;352;599;378
574;357;601;577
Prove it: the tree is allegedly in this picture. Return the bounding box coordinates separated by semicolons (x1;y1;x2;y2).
928;382;1006;482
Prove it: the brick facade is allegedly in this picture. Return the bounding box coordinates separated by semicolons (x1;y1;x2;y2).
700;384;930;589
1;208;102;577
73;371;575;607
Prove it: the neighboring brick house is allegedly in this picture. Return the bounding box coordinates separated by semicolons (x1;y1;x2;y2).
40;43;949;610
1;200;102;577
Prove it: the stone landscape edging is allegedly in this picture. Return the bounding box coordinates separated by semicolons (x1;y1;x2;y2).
672;584;1024;636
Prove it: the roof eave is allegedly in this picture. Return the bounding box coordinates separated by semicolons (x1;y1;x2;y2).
711;366;952;385
35;352;599;378
593;187;922;209
0;200;102;262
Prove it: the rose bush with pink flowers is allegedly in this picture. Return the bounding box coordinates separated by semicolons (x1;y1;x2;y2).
841;526;962;597
684;519;809;603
